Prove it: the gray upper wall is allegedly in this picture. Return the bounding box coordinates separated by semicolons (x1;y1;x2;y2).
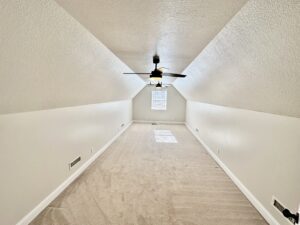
133;86;186;122
174;0;300;118
0;0;145;114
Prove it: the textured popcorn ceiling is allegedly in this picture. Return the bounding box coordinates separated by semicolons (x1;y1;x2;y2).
1;0;299;117
174;0;300;118
54;0;248;79
0;0;144;114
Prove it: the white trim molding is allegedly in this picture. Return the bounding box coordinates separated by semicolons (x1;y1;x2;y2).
16;122;132;225
185;122;280;225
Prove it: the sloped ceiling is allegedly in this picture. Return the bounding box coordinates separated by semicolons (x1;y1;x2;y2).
0;0;144;114
2;0;299;117
174;0;300;118
54;0;248;83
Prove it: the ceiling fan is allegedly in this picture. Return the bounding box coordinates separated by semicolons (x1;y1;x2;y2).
123;55;187;81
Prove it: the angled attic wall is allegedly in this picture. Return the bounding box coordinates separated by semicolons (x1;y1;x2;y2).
174;0;300;118
186;101;300;225
0;100;133;225
0;1;143;224
0;0;144;115
173;1;300;224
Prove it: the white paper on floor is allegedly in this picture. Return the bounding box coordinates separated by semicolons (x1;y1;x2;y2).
154;130;178;143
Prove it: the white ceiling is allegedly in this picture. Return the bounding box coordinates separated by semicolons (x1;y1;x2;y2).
2;0;299;117
0;0;144;114
54;0;248;79
174;0;300;118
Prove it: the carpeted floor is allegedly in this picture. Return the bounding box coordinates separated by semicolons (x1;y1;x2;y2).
30;123;268;225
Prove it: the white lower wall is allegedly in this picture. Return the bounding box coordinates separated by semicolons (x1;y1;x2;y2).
186;101;300;225
133;86;186;123
0;100;132;225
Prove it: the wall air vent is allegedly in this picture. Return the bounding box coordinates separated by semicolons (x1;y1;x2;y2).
69;156;81;169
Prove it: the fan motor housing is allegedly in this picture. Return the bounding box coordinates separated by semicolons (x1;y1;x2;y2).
150;69;162;80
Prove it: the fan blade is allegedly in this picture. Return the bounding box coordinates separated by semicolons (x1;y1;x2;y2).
123;73;150;75
163;73;186;78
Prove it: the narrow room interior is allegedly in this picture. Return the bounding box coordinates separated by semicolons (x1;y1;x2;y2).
0;1;299;225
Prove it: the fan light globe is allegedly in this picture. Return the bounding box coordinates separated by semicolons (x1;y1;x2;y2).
150;76;162;81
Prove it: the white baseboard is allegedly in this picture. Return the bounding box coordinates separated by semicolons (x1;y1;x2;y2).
185;123;279;225
133;120;185;125
16;122;132;225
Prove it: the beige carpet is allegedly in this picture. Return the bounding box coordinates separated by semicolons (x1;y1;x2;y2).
30;124;268;225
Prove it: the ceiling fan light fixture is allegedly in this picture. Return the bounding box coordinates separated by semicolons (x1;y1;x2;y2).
150;74;162;81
